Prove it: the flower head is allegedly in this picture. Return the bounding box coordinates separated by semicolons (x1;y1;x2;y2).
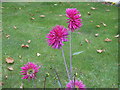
66;8;82;32
46;25;69;49
20;62;40;80
66;80;86;90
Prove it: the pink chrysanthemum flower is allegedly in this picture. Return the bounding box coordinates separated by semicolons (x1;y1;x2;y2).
66;8;82;32
66;80;86;90
46;25;69;49
20;62;40;80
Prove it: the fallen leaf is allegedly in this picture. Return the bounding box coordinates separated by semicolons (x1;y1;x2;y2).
6;34;10;38
37;53;41;56
21;44;29;48
114;34;119;38
104;38;112;42
85;39;89;43
7;67;14;71
95;33;99;37
13;26;17;29
0;82;4;86
18;55;22;59
6;57;14;64
106;9;110;12
96;25;100;28
91;7;96;10
58;15;63;16
40;15;45;18
27;40;31;44
101;22;107;27
31;17;35;20
5;75;8;79
20;83;24;88
87;12;91;15
97;49;105;53
90;21;93;22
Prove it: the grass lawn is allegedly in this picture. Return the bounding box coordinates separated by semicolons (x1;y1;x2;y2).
2;2;118;88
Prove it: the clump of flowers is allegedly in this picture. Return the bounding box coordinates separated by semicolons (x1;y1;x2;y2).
66;8;82;32
20;62;40;80
46;25;69;49
66;80;86;89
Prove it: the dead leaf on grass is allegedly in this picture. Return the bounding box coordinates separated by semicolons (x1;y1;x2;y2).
104;38;112;42
96;25;100;28
27;40;31;44
114;34;119;38
31;17;35;20
91;7;96;10
7;67;14;71
6;57;14;64
95;33;99;37
97;49;105;53
37;53;41;56
6;34;10;38
85;39;90;43
21;44;29;48
13;26;17;29
39;15;45;18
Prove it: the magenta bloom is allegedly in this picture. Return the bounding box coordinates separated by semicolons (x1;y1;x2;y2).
66;80;86;90
66;8;82;32
20;62;40;80
46;25;69;49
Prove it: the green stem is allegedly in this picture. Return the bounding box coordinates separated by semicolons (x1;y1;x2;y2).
70;31;72;79
61;47;70;81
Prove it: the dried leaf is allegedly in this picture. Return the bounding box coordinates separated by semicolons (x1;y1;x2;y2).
85;39;89;43
104;38;112;42
0;82;4;86
6;57;14;64
6;34;10;38
13;26;17;29
40;15;45;18
91;7;96;10
106;9;110;12
96;25;100;28
27;40;31;44
114;34;119;38
21;44;29;48
31;17;35;20
90;21;93;22
101;22;107;27
18;55;22;59
95;33;99;37
97;49;105;53
37;53;41;56
20;83;24;88
5;76;8;79
87;12;91;15
58;15;63;16
7;67;14;71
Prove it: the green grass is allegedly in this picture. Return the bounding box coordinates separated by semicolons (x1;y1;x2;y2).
2;2;118;88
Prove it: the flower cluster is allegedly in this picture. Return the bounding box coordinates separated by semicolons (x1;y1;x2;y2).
20;62;40;80
66;8;82;32
46;25;69;49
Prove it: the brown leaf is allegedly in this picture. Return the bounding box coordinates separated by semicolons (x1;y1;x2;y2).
97;49;105;53
0;82;4;86
58;15;63;17
85;39;89;43
31;17;35;20
90;21;93;22
96;25;100;28
6;57;14;64
101;22;107;27
6;34;10;38
13;26;17;29
7;67;14;71
95;33;99;37
104;38;112;42
39;15;45;18
27;40;31;44
114;34;119;38
21;44;29;48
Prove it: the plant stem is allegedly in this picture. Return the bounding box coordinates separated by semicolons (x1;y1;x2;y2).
44;76;47;89
70;31;72;79
32;79;36;88
54;69;63;88
61;47;70;81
